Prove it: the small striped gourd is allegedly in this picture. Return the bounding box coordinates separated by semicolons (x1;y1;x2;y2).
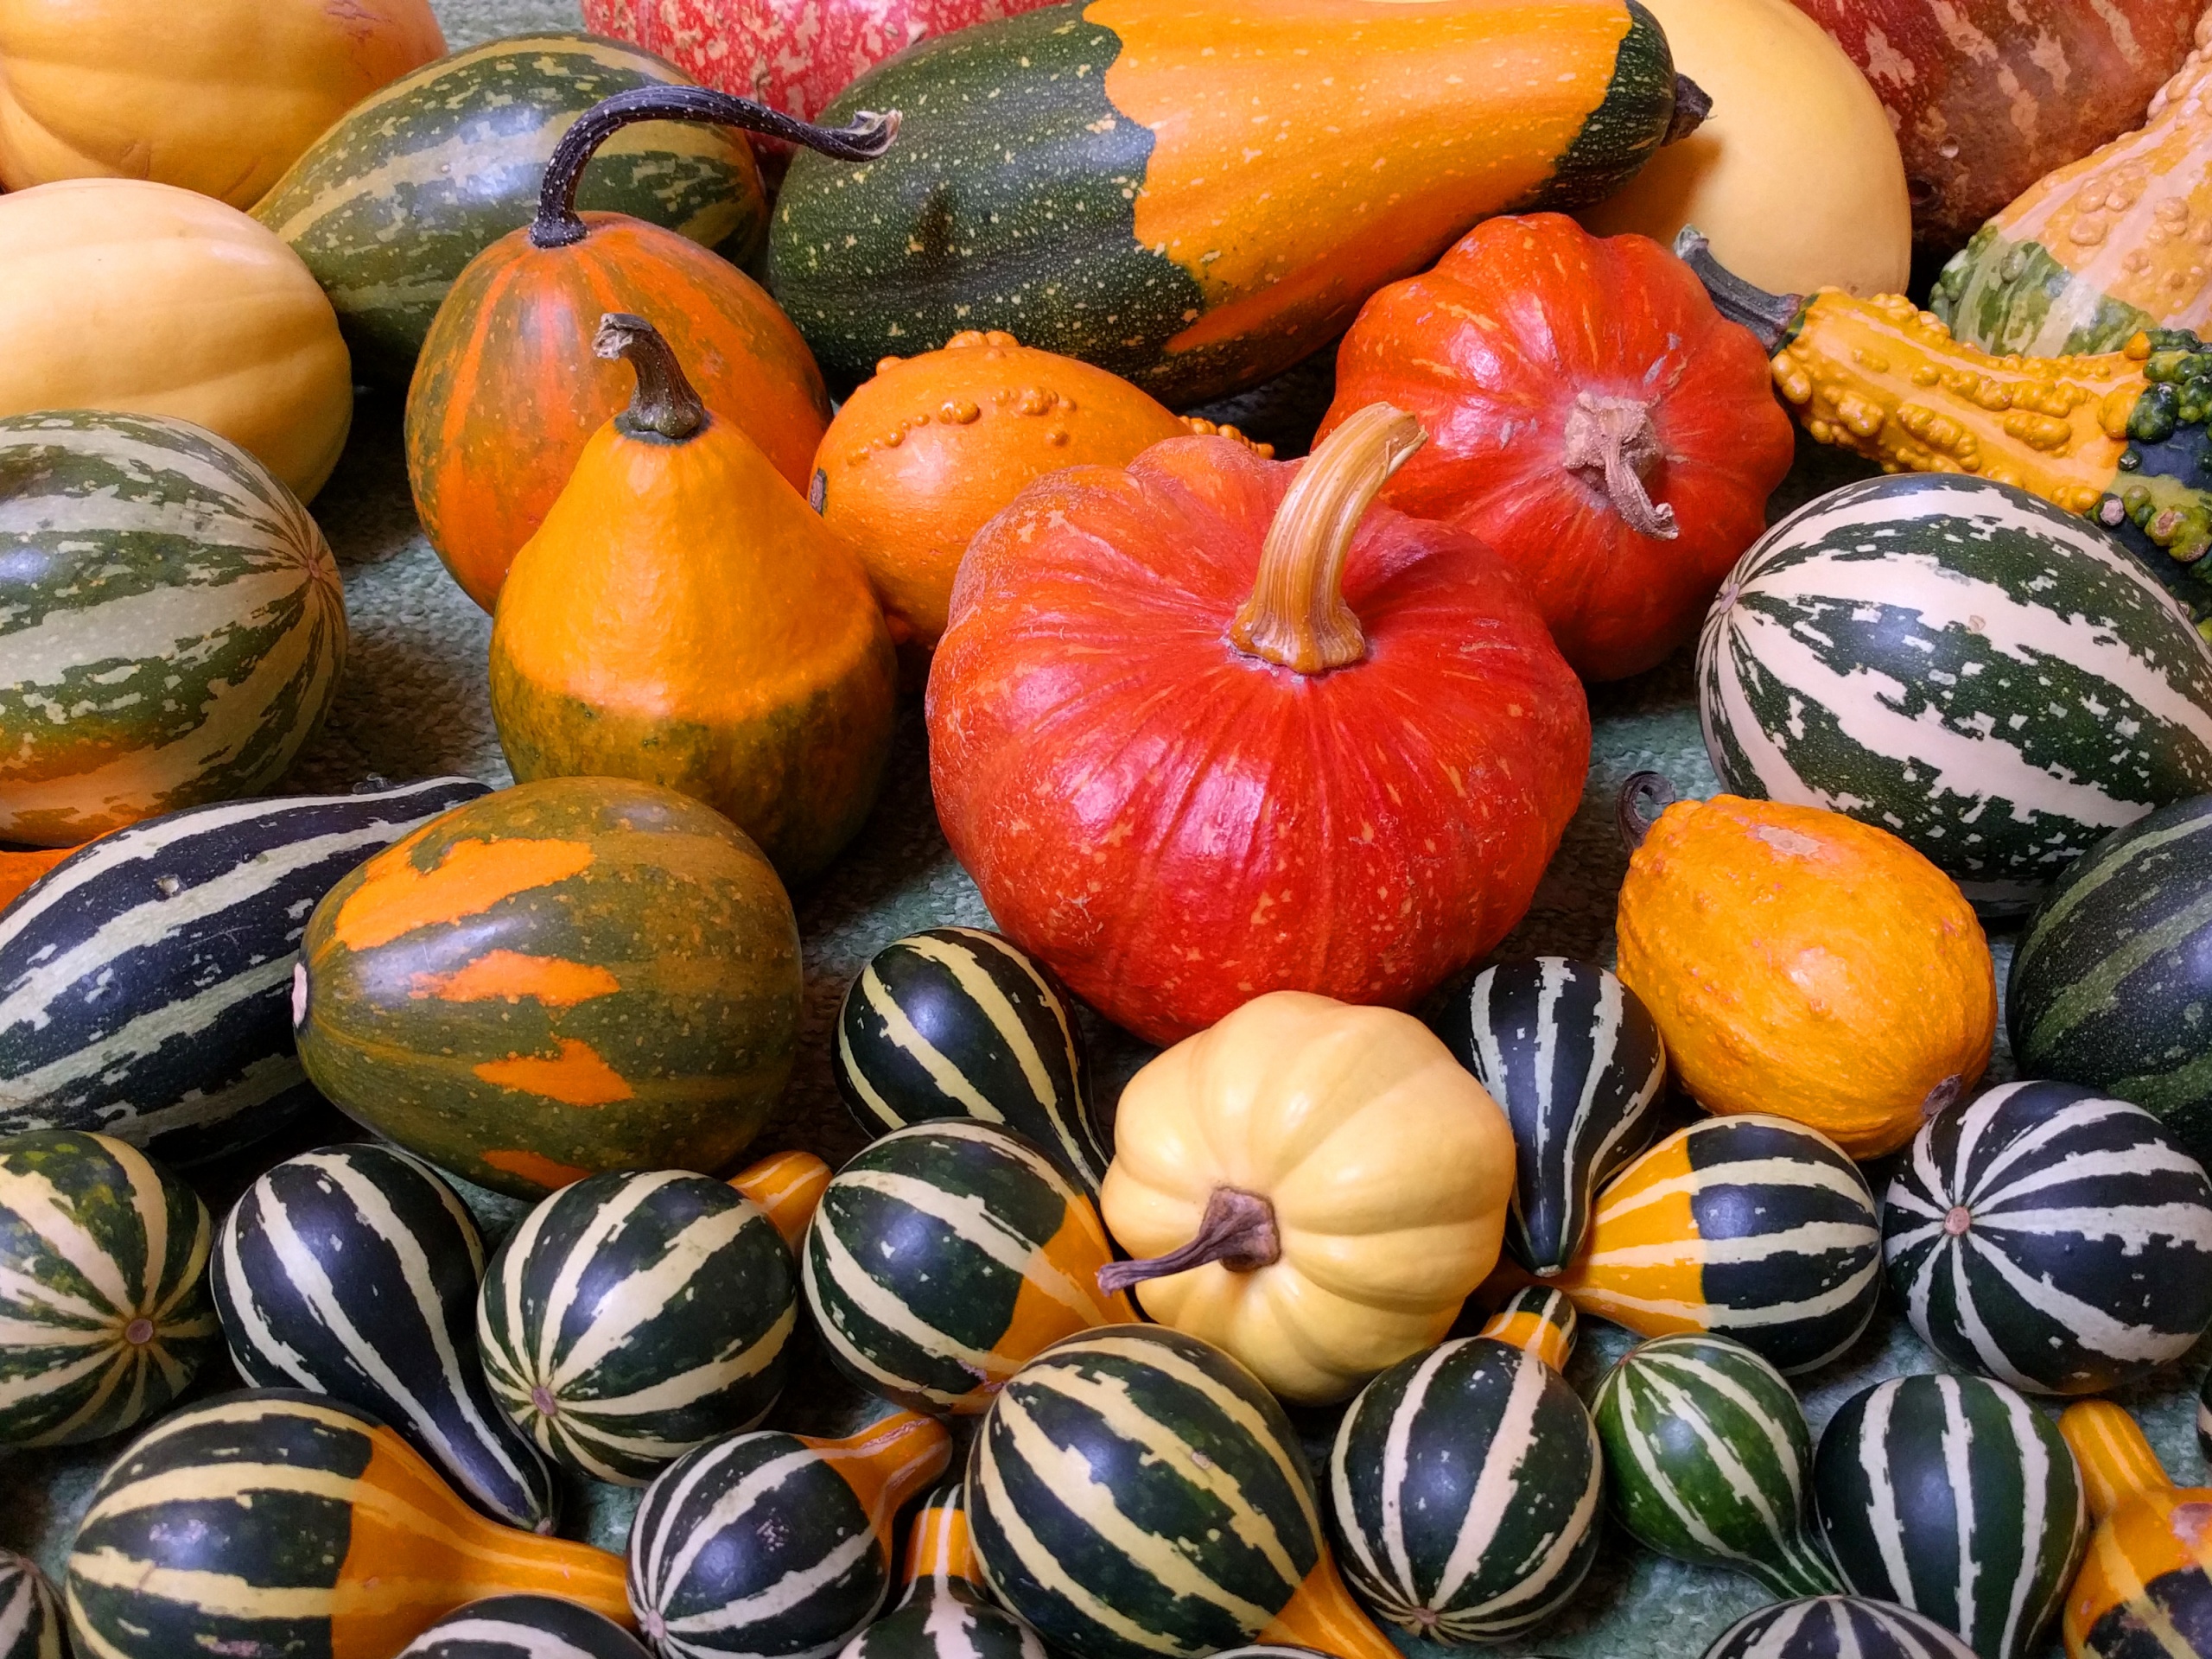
399;1595;652;1658
1434;956;1666;1273
802;1120;1133;1414
213;1141;558;1533
63;1391;631;1659
1549;1115;1883;1374
1327;1287;1600;1641
1702;1598;1980;1659
0;1548;61;1659
1592;1332;1840;1598
838;1484;1046;1659
835;927;1106;1192
2062;1398;2212;1658
968;1324;1401;1659
1883;1081;2212;1395
627;1409;952;1659
0;1128;217;1446
1813;1374;2086;1659
477;1163;798;1484
0;410;348;849
0;777;488;1166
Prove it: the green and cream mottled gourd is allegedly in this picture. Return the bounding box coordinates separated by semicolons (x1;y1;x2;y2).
398;1595;651;1658
0;410;346;848
0;1548;61;1659
835;927;1106;1192
839;1484;1046;1659
1703;1598;1980;1659
1592;1332;1840;1598
0;1128;217;1446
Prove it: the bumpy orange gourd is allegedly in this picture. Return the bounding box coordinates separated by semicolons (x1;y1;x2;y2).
489;315;896;885
1614;787;1995;1158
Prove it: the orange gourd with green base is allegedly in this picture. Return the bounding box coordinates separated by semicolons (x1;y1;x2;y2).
2059;1400;2212;1656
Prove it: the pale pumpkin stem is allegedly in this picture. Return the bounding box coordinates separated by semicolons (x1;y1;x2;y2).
1563;392;1679;539
531;86;901;250
1096;1187;1280;1294
1672;228;1804;354
1666;75;1713;145
595;314;708;443
1229;404;1426;674
1617;771;1677;851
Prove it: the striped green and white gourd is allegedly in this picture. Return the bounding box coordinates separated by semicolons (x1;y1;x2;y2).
0;776;488;1166
397;1594;652;1658
1434;956;1667;1274
1812;1373;2087;1659
1696;472;2212;914
477;1169;796;1484
839;1483;1046;1659
835;928;1106;1192
0;1548;61;1659
1591;1332;1840;1598
0;1128;218;1446
1702;1597;1980;1659
1883;1080;2212;1395
0;410;348;849
213;1142;558;1533
802;1120;1132;1415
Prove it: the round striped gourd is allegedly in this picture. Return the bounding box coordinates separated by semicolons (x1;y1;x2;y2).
1434;955;1667;1274
63;1391;630;1659
1882;1080;2212;1395
1812;1373;2086;1659
0;777;487;1166
399;1595;651;1658
835;927;1106;1192
2008;792;2212;1166
0;410;347;848
0;1128;216;1446
1697;472;2212;914
1592;1332;1840;1598
626;1409;952;1659
1702;1598;1980;1659
1549;1114;1883;1374
839;1483;1046;1659
477;1168;797;1485
213;1142;558;1533
0;1548;61;1659
802;1120;1133;1414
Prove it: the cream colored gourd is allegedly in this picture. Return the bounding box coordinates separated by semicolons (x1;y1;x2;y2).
1096;991;1516;1405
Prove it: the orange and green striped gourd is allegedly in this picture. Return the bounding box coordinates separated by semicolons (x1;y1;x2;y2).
2058;1398;2212;1656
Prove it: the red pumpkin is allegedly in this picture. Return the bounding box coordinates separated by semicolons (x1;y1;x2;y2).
925;404;1590;1045
1318;214;1793;683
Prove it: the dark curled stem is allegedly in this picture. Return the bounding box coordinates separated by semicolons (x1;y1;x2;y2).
1618;771;1677;852
1671;226;1802;354
1665;74;1712;145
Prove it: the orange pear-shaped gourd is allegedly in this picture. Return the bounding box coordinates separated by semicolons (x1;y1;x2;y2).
2060;1400;2212;1657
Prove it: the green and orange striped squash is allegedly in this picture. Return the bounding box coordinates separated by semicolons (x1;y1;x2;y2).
292;776;804;1199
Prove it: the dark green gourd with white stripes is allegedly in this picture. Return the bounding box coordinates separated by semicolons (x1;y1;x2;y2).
1592;1332;1840;1598
1435;956;1667;1273
835;928;1105;1192
842;1484;1046;1659
397;1594;650;1658
0;1548;62;1659
1703;1598;1980;1659
1812;1374;2087;1659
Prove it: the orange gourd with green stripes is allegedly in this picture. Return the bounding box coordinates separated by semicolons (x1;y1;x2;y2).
2059;1399;2212;1656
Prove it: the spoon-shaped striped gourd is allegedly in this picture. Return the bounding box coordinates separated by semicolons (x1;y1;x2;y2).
213;1141;558;1532
1435;957;1666;1274
1550;1114;1883;1374
64;1390;631;1659
628;1408;953;1659
0;1128;218;1446
802;1120;1133;1414
2060;1397;2212;1659
1327;1287;1600;1641
839;1483;1047;1659
835;928;1106;1192
1701;1597;1980;1659
477;1166;797;1484
0;1549;60;1659
1592;1332;1840;1597
399;1593;652;1657
1812;1373;2086;1659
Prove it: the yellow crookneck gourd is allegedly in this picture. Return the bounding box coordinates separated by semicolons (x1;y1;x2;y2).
490;313;897;884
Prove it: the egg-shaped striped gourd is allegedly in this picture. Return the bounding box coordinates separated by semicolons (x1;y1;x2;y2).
213;1142;558;1533
1696;472;2212;914
1704;1597;1982;1659
838;1483;1047;1659
1549;1115;1883;1374
1883;1080;2212;1395
802;1120;1132;1414
0;1128;217;1446
1812;1373;2085;1659
1435;956;1667;1274
477;1168;796;1485
0;410;347;848
835;927;1106;1192
0;1548;62;1659
1592;1332;1839;1598
0;776;487;1166
399;1594;652;1658
1326;1331;1601;1640
63;1390;631;1659
627;1410;952;1659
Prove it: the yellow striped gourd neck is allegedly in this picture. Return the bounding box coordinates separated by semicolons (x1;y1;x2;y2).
1476;1287;1580;1376
2058;1399;2212;1656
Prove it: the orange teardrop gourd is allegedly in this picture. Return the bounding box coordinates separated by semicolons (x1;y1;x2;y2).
2059;1399;2212;1657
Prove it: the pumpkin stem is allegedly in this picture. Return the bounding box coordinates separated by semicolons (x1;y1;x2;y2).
1564;392;1679;539
1665;74;1713;145
531;86;900;250
1672;227;1803;354
1618;771;1677;850
1230;403;1426;674
595;313;708;442
1096;1186;1281;1294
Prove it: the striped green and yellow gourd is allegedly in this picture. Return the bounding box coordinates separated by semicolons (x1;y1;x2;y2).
1702;1597;1980;1659
0;1548;61;1659
839;1484;1047;1659
397;1594;652;1658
